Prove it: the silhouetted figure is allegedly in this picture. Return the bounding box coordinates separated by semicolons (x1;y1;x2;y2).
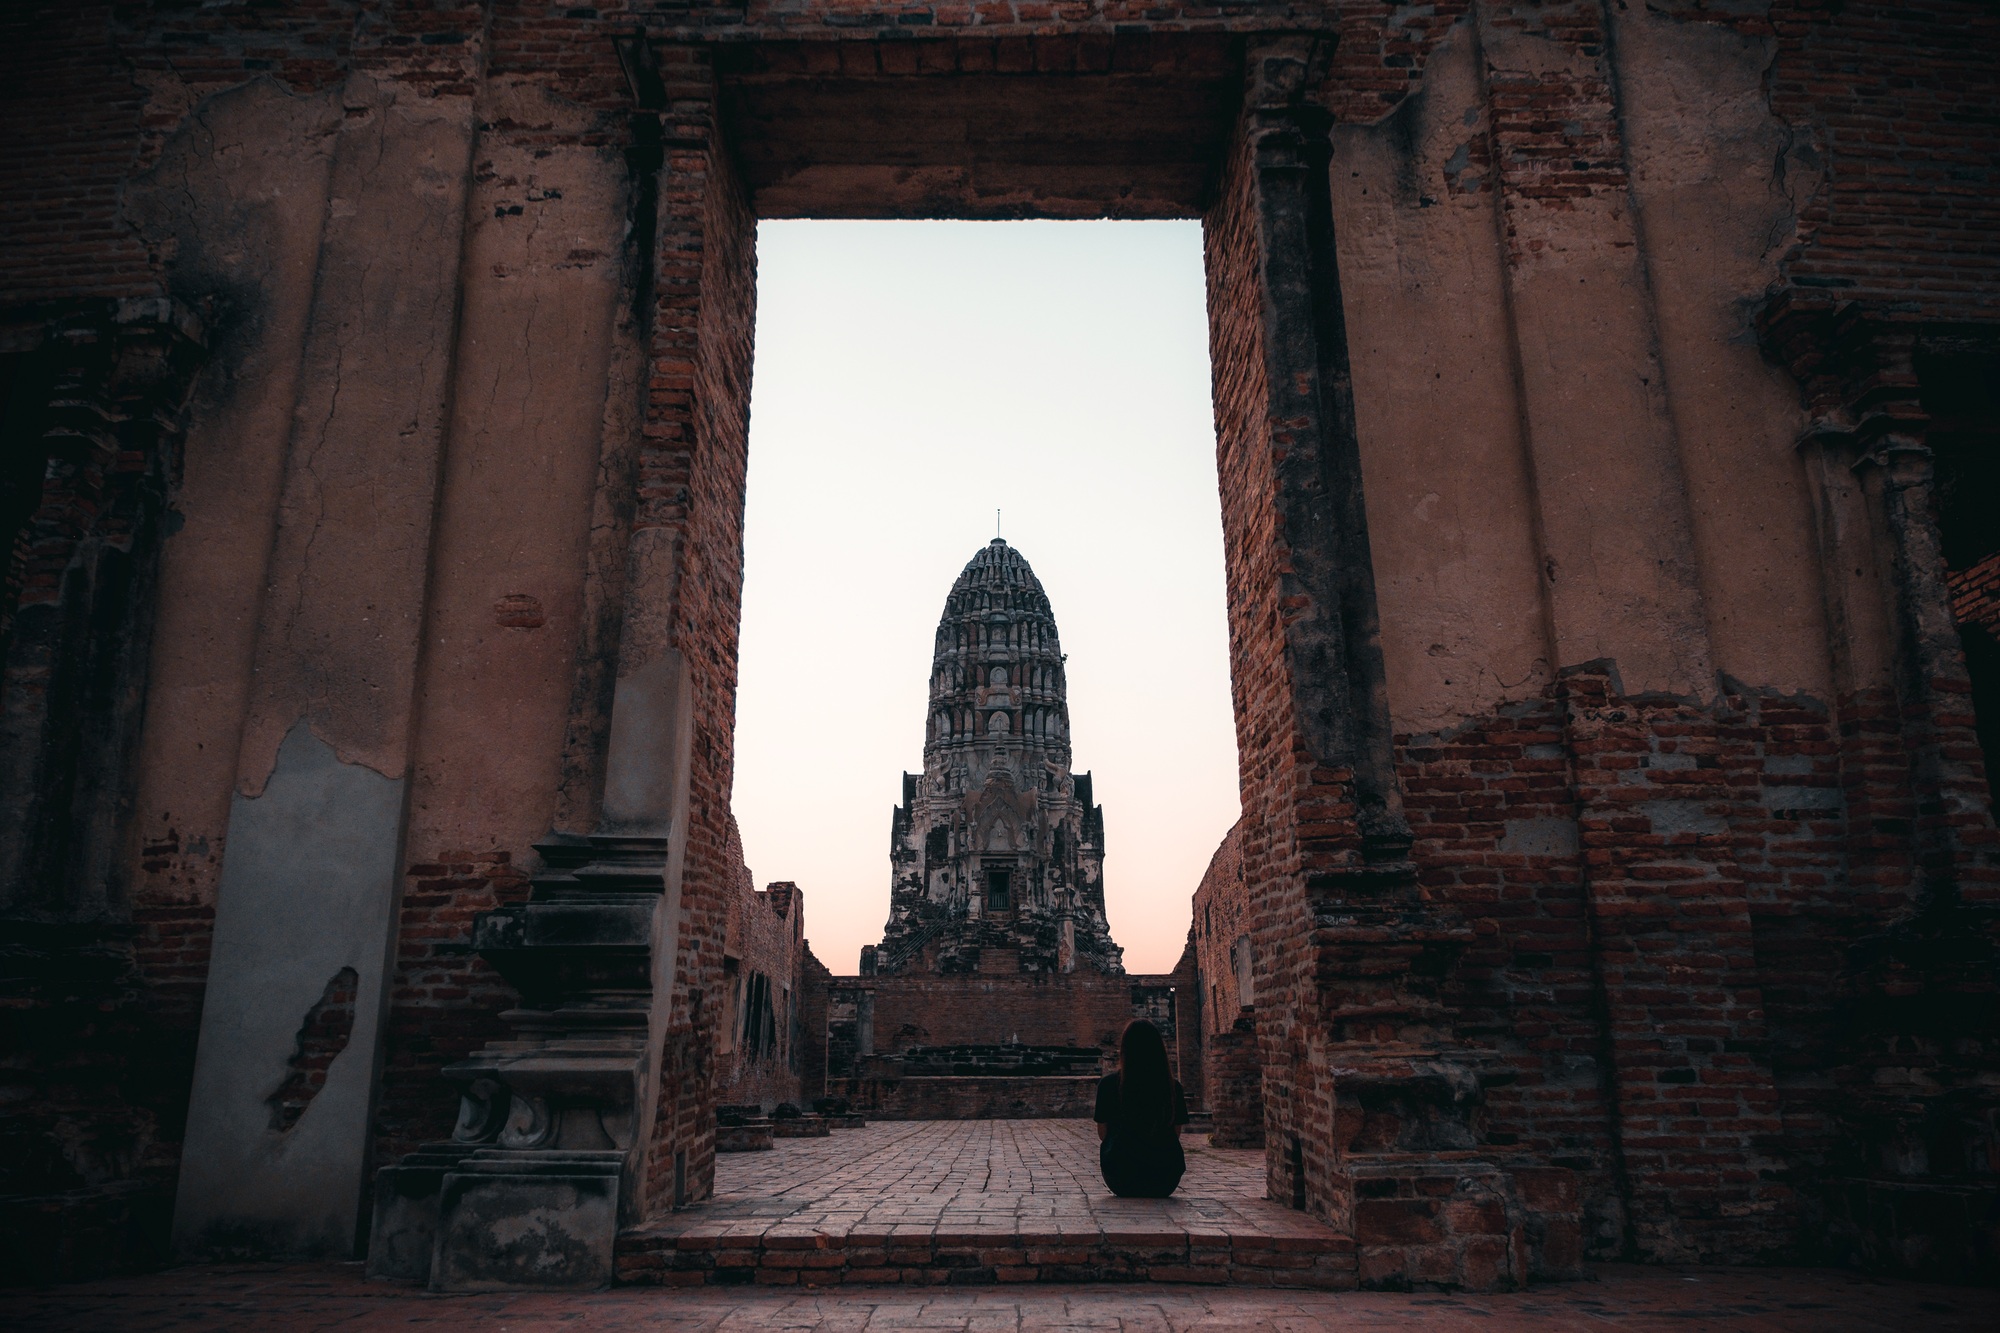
1093;1019;1189;1197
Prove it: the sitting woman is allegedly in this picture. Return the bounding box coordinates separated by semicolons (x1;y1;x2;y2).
1093;1019;1190;1198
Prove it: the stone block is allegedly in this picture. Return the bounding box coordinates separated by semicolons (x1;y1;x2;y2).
715;1123;774;1152
772;1116;831;1138
428;1150;622;1291
1510;1165;1580;1213
365;1145;474;1282
1440;1199;1510;1237
1356;1199;1443;1246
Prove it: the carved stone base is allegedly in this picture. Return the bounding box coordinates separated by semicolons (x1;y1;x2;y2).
366;832;668;1288
365;1144;475;1281
430;1150;623;1292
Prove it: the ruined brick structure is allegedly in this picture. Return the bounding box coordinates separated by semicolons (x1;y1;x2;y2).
1190;824;1265;1150
2;0;1997;1296
715;822;809;1115
872;538;1120;977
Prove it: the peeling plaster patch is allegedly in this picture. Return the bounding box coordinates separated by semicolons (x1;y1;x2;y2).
265;966;359;1132
492;592;545;629
173;720;405;1259
1764;785;1841;817
1500;817;1580;858
1635;800;1727;837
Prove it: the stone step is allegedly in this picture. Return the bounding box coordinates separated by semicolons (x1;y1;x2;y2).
615;1220;1355;1289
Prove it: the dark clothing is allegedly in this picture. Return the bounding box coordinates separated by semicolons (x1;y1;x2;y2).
1092;1072;1189;1198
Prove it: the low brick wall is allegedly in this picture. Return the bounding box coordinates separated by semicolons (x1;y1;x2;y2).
832;1076;1098;1120
1204;1017;1265;1149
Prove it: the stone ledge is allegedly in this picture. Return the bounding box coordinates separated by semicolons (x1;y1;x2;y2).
615;1226;1356;1290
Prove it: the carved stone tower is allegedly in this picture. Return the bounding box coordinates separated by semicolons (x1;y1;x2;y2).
871;539;1123;976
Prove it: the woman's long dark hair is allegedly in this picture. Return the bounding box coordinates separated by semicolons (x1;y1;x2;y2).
1116;1019;1172;1132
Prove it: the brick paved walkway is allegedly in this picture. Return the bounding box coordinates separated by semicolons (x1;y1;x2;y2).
618;1120;1349;1287
5;1262;1996;1330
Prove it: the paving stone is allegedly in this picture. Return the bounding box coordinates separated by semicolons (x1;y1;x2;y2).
618;1119;1352;1289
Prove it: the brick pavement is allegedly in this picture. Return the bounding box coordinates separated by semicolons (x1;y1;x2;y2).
618;1120;1348;1287
4;1262;1996;1331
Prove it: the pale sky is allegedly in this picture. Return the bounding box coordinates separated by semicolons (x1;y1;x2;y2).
732;219;1239;976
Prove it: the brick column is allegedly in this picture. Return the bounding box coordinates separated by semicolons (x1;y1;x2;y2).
1760;298;2000;1273
376;39;759;1289
626;41;759;1224
1473;0;1794;1261
0;301;206;919
1207;35;1472;1234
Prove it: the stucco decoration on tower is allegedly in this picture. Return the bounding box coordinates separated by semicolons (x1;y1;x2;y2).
872;540;1123;976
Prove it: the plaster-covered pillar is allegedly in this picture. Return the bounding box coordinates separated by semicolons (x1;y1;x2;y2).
375;36;757;1291
1207;35;1479;1244
171;67;482;1260
1472;0;1793;1262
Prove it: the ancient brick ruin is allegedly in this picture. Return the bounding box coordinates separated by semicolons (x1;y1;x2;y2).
2;0;1997;1298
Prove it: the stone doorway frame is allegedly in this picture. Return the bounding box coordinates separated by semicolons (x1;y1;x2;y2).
372;23;1471;1290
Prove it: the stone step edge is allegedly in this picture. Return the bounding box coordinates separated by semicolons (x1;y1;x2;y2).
614;1231;1358;1290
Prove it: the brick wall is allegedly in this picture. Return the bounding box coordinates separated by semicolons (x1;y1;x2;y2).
637;43;761;1212
832;1076;1100;1120
1951;554;2000;636
1756;1;2000;325
717;819;808;1111
1204;1016;1266;1150
374;852;530;1164
0;3;157;305
6;2;1999;314
1190;822;1252;1034
1204;91;1320;1216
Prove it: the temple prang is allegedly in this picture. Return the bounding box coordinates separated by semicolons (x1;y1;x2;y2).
874;539;1123;978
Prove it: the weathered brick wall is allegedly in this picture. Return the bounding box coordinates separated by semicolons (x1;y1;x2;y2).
7;2;2000;310
798;947;833;1104
1204;1015;1266;1150
1204;93;1321;1217
1397;681;1844;1260
637;43;760;1212
1952;554;2000;636
717;822;808;1111
1752;1;2000;324
0;3;157;305
374;854;529;1163
831;1076;1100;1120
1189;822;1251;1033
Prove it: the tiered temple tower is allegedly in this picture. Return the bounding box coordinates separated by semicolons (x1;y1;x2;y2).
869;540;1123;976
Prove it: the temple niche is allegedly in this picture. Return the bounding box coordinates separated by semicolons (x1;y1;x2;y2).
869;539;1124;977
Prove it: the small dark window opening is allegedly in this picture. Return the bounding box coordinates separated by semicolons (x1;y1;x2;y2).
986;867;1012;913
